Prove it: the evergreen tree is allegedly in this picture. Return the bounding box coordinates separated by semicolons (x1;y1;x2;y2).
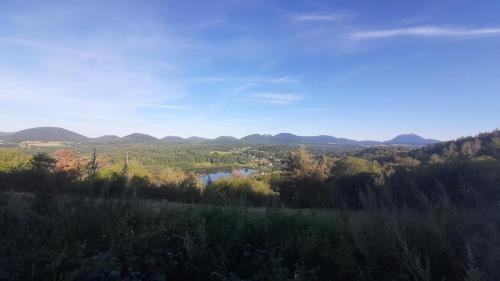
122;152;129;177
31;153;56;172
87;148;99;180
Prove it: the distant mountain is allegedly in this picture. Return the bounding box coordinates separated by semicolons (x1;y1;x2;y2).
122;133;159;143
0;127;441;147
273;133;307;144
384;134;440;146
240;134;275;144
7;127;89;142
162;136;185;143
214;136;240;144
239;133;440;146
93;135;122;143
185;136;209;142
358;140;383;146
241;133;360;146
0;132;12;137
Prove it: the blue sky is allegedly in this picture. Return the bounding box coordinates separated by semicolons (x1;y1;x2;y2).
0;0;499;140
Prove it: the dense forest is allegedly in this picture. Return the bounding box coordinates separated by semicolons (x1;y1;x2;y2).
1;130;500;280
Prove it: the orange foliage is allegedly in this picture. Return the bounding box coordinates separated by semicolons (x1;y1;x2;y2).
52;150;81;177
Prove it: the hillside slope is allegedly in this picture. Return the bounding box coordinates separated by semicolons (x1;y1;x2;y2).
7;127;89;142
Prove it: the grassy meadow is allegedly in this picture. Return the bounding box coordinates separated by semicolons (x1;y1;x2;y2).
2;192;500;281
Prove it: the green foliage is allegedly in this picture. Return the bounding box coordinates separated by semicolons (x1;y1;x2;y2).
2;131;500;280
1;194;500;280
203;176;278;206
2;131;500;211
85;148;99;179
288;146;332;181
413;130;500;163
332;156;383;177
0;149;31;172
31;152;56;171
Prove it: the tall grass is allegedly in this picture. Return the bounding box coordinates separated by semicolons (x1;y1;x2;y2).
1;192;500;280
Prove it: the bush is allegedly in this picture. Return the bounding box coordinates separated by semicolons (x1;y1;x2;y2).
203;177;279;206
0;149;32;172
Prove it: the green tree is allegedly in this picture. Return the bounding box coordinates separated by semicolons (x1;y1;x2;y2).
281;147;334;208
443;143;459;159
203;177;277;206
429;154;444;164
460;139;481;157
486;137;500;159
0;149;31;172
86;148;99;180
288;146;331;181
31;153;56;172
332;157;382;178
122;152;129;177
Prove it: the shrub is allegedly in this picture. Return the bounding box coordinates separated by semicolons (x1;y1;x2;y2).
203;177;279;206
0;149;32;172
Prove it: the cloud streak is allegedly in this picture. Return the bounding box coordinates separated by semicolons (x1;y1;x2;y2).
0;36;120;61
137;104;193;110
295;13;349;22
191;76;300;84
254;93;303;104
351;26;500;40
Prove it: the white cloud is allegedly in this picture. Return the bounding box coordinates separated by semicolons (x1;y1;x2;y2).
295;13;349;22
351;26;500;40
254;93;304;104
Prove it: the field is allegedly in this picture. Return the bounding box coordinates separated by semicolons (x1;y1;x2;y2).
19;141;69;148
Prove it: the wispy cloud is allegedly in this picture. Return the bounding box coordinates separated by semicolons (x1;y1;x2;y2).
351;26;500;40
232;82;259;95
137;104;193;110
254;93;304;104
0;36;120;61
191;76;300;84
295;13;349;22
299;107;327;113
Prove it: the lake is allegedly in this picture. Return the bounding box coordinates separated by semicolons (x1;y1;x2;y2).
201;168;257;185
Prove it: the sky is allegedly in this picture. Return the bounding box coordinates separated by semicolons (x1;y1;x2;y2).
0;0;499;141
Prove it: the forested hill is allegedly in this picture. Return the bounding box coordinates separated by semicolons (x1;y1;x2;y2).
384;133;440;145
5;127;89;142
0;127;442;146
411;130;500;163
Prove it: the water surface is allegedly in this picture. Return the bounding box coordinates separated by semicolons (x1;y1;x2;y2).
201;169;256;185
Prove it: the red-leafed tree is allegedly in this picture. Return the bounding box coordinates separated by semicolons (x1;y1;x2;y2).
52;150;81;178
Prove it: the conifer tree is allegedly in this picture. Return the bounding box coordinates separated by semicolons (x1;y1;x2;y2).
87;148;99;180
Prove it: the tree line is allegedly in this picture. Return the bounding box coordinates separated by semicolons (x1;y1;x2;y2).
1;130;499;210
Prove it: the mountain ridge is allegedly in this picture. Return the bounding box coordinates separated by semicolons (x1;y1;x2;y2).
0;127;441;146
122;133;159;143
4;127;89;142
384;133;440;145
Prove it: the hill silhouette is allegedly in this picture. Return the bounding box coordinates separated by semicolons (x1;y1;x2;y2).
6;127;89;142
385;134;440;145
0;127;442;146
122;133;159;143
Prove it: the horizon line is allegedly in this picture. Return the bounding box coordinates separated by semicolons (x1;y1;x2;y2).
0;125;478;142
